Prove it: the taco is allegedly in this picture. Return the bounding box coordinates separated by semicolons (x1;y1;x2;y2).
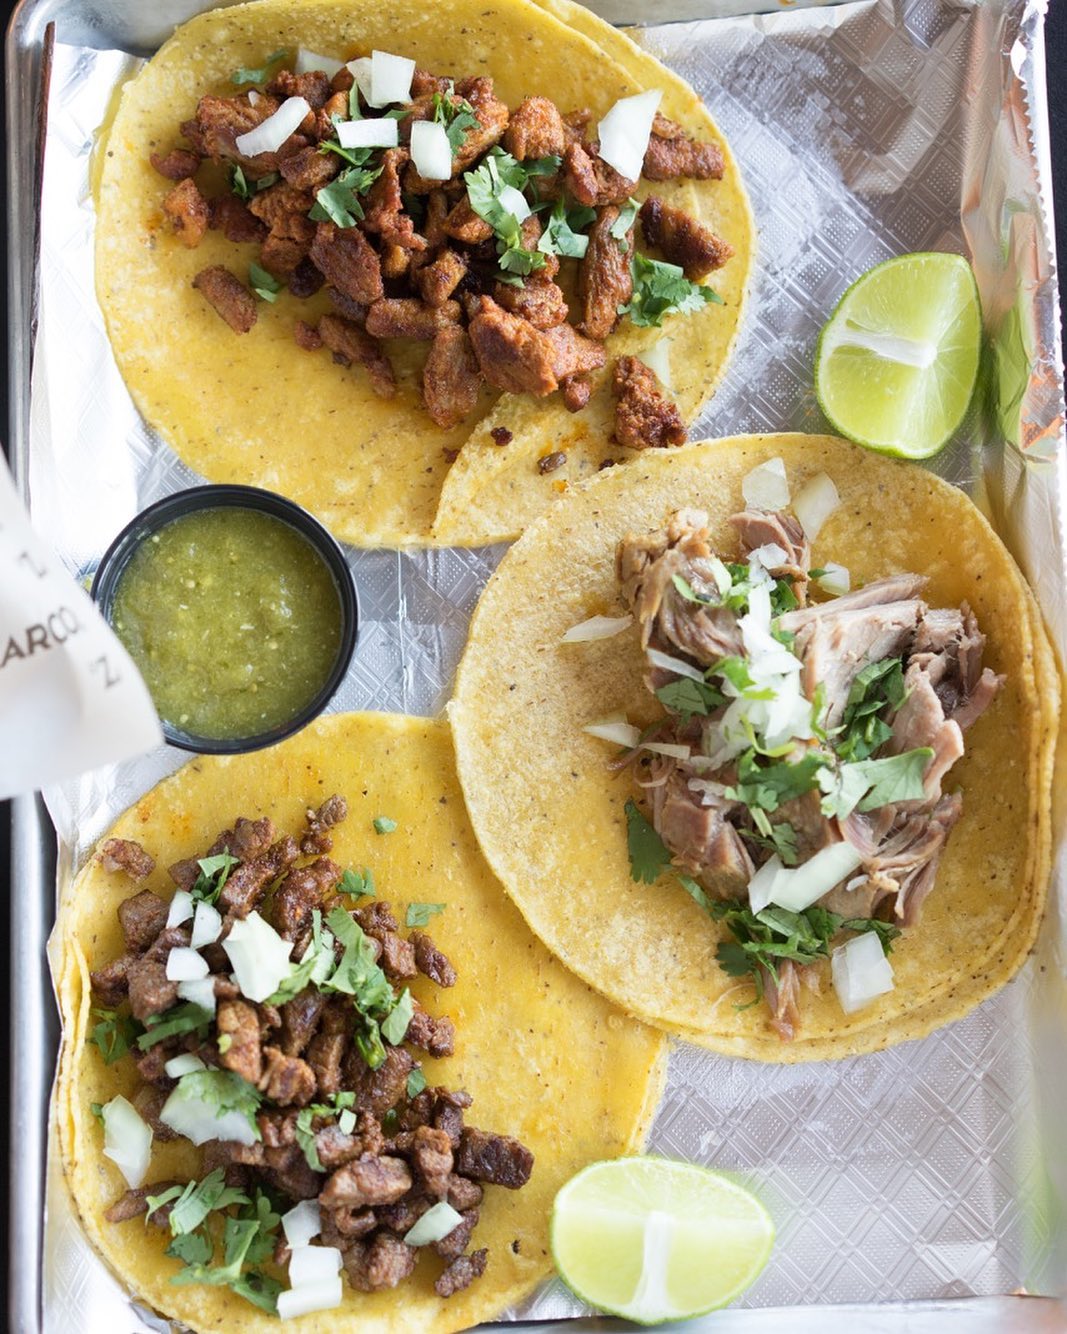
95;0;753;548
451;435;1058;1060
55;712;666;1330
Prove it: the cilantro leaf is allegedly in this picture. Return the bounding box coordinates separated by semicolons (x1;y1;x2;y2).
339;867;374;898
835;657;907;762
622;252;723;328
464;148;556;276
267;910;335;1004
321;906;408;1070
167;1170;250;1237
172;1069;263;1140
851;748;932;813
380;987;413;1044
609;197;639;251
724;750;829;816
625;798;671;884
432;90;479;152
167;1229;213;1266
354;1017;387;1071
232;49;288;87
137;1002;213;1050
676;872;714;914
190;853;239;906
655;676;725;721
406;902;445;928
310;164;382;227
373;816;398;835
407;1067;427;1098
538;197;595;259
171;1216;281;1314
88;1007;141;1065
672;572;717;605
249;262;283;303
740;819;800;867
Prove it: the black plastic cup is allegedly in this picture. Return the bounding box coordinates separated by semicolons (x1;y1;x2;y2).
91;485;359;755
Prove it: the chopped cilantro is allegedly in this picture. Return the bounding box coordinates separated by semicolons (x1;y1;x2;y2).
655;675;725;720
625;798;671;884
671;572;717;605
835;657;907;762
373;816;398;835
232;49;288;86
339;867;374;898
739;819;799;867
321;907;410;1071
229;165;279;200
90;1102;105;1123
354;1018;387;1071
310;164;381;227
167;1230;213;1266
137;1002;213;1050
622;252;723;328
174;1069;263;1139
407;1067;427;1098
190;853;239;906
216;1033;233;1054
724;750;829;816
538;197;595;260
381;987;413;1044
294;1092;356;1171
463;148;557;277
676;872;714;914
820;748;933;818
249;262;283;303
432;89;479;152
267;910;335;1004
609;197;639;251
164;1170;250;1237
406;901;446;928
171;1214;282;1314
88;1007;141;1065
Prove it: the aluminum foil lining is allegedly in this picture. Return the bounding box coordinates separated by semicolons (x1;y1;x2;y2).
31;0;1067;1327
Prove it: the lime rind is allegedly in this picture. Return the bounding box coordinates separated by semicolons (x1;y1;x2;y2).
813;252;982;460
550;1156;775;1325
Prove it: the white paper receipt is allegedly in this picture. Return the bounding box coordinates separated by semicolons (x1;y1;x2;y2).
0;460;162;799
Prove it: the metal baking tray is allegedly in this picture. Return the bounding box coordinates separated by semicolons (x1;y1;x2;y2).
6;0;1067;1330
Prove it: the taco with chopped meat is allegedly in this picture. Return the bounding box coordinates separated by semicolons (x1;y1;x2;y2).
450;435;1058;1060
95;0;753;548
54;712;665;1330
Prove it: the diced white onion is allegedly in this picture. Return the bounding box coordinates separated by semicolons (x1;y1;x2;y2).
744;582;773;634
101;1096;153;1189
177;977;217;1015
750;842;865;915
160;1076;258;1147
371;50;415;106
338;1108;356;1134
295;47;344;78
404;1201;463;1247
497;183;531;223
410;120;453;181
597;88;662;182
346;56;375;105
166;890;194;928
165;947;209;982
584;718;642;748
832;931;895;1014
289;1245;342;1285
639;339;672;389
190;900;223;949
234;96;311;157
817;562;851;596
337;117;399;149
642;742;692;759
749;543;789;572
742;457;790;510
794;472;840;541
647;647;705;683
222;910;293;1003
164;1053;206;1078
276;1277;343;1319
248;89;261;107
282;1200;322;1249
561;613;632;644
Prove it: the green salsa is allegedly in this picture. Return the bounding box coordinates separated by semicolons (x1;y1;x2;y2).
111;508;343;740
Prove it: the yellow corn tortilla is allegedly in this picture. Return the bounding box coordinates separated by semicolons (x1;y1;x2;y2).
55;712;667;1332
450;435;1059;1060
95;0;753;548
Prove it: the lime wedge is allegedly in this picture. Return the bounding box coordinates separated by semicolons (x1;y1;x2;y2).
814;252;982;458
550;1157;774;1324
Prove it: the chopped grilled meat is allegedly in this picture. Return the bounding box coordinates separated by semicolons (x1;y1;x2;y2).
612;355;686;450
730;507;810;601
163;177;210;248
433;1206;480;1261
265;68;333;110
643;113;725;181
651;767;752;895
447;1174;484;1212
247;181;316;244
317;314;397;399
294;318;323;351
423;326;482;429
143;924;190;963
365;297;462;340
493;272;569;329
209;194;267;243
374;1192;432;1234
455;1127;534;1188
639;195;733;279
443;196;494;245
354;899;399;936
562;140;636;208
89;952;133;1007
418;249;469;308
280;989;327;1057
889;662;965;804
321;1205;377;1242
104;1182;179;1225
274;857;340;940
192;265;257;334
300;794;348;855
289;257;325;298
262;1144;322;1200
217;835;300;917
561;372;593;413
181;93;289;175
579;205;633;340
435;1248;488;1297
309;222;385;305
405;1003;456;1058
409;1125;454;1198
116;889;168;953
503;95;567;160
451;77;510;172
432;1087;472;1148
208;815;276;863
307;1030;347;1097
344;1232;418;1291
379;930;418;982
361;1045;415;1115
314;1124;365;1170
363;149;426;254
278;144;341;191
779;575;928;629
102;840;156;883
259;1046;316;1106
911;604;1003;730
411;931;457;987
217;999;264;1085
150;147;201;180
126;958;179;1022
321;1154;413;1208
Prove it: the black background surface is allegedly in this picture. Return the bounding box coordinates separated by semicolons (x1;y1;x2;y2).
0;0;1065;1315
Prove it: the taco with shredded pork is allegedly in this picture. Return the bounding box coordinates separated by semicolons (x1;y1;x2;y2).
55;713;665;1330
95;0;752;547
450;435;1058;1060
